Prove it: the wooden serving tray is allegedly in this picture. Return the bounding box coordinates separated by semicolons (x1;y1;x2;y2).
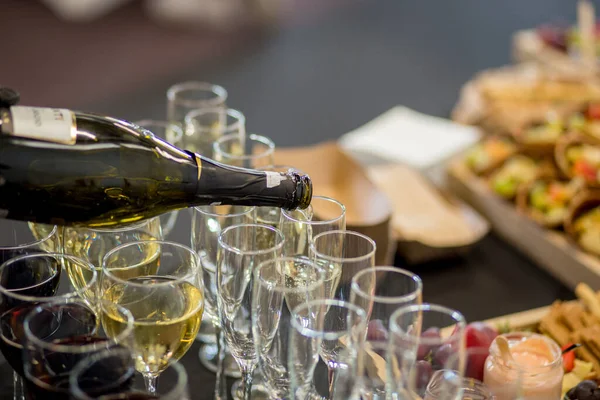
446;158;600;290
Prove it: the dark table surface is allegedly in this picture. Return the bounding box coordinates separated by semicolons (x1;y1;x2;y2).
0;0;584;398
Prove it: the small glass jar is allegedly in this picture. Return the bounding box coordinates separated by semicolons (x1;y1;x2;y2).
483;332;563;400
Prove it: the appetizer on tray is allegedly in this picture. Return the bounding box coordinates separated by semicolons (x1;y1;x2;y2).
463;136;517;176
517;178;583;228
513;116;567;155
557;135;600;185
489;155;554;200
566;192;600;257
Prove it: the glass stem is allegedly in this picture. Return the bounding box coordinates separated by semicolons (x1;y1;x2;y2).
241;368;254;400
214;326;228;400
327;366;337;400
13;372;23;400
144;374;159;394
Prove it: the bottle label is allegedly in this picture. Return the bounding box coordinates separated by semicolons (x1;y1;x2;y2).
265;171;285;188
9;106;76;145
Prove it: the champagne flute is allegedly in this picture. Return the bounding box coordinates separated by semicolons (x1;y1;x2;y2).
22;298;134;400
192;205;256;400
0;253;97;400
217;223;285;400
389;304;466;399
63;218;163;294
185;107;246;158
134;120;184;238
252;257;326;399
70;347;191;400
167;81;228;154
288;299;367;400
101;240;204;394
350;266;423;341
213;133;275;169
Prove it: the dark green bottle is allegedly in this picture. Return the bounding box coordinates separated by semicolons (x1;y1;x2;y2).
0;106;312;227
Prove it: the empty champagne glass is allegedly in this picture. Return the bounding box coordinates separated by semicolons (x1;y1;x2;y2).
288;299;367;400
70;347;190;400
252;257;326;399
0;220;60;264
22;298;134;400
134;120;184;238
213;133;275;169
350;266;423;342
217;223;285;400
192;205;256;399
63;218;163;295
185;107;246;158
101;240;204;394
167;81;228;154
280;196;346;259
309;230;376;301
389;304;466;399
0;253;97;400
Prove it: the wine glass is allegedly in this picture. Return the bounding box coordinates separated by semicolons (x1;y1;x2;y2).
288;299;367;400
134;120;184;238
70;347;190;400
280;196;346;258
389;304;466;399
192;205;256;399
0;253;98;400
350;266;423;341
22;298;134;400
217;223;285;400
184;107;246;158
167;81;228;154
252;257;326;399
0;220;60;264
63;218;163;294
101;240;204;394
309;230;376;301
213;133;275;169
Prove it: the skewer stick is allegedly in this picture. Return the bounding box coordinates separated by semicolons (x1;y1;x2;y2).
578;0;597;73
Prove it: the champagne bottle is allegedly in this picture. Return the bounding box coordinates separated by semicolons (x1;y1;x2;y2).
0;105;312;227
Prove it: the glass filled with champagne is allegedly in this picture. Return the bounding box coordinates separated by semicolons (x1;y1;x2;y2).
101;240;204;394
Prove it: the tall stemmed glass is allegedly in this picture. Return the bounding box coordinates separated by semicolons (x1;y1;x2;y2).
389;304;467;399
192;205;256;399
134;120;184;238
63;218;163;293
213;133;275;169
309;230;376;301
167;81;228;154
185;107;246;158
280;196;346;258
252;257;326;400
70;348;191;400
288;299;367;400
350;266;423;341
22;298;134;400
0;253;97;400
101;240;204;395
217;223;285;400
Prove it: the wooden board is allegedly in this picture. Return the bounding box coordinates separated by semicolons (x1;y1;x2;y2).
446;159;600;290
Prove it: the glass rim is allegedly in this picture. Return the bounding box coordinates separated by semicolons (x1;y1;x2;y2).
0;223;58;251
309;230;376;263
102;240;200;288
0;253;98;302
166;81;228;108
350;266;422;305
23;298;134;353
290;299;367;340
213;133;275;161
69;347;189;400
254;257;326;294
75;217;160;234
218;223;285;256
389;303;466;346
184;107;246;135
281;195;346;226
134;120;184;143
193;204;256;217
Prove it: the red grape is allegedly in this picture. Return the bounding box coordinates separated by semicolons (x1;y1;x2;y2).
414;360;433;391
417;327;441;360
366;319;388;341
432;343;454;369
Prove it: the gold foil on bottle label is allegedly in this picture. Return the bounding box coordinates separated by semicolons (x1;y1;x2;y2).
9;106;76;145
265;171;284;188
